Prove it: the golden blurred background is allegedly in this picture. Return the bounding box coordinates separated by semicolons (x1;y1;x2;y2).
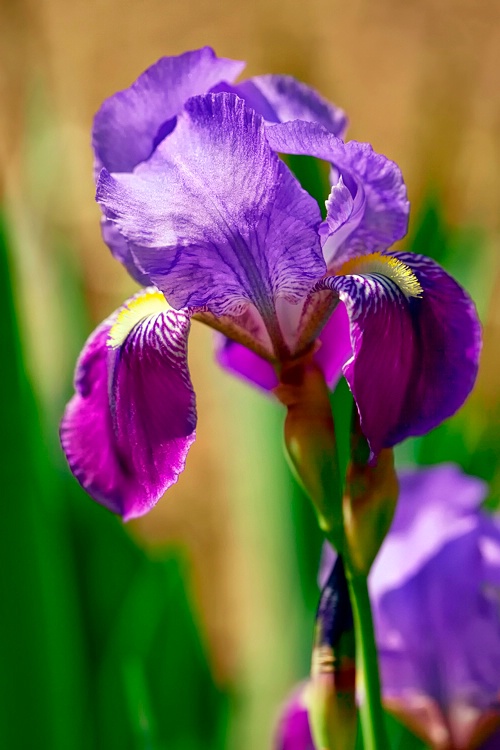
1;1;499;747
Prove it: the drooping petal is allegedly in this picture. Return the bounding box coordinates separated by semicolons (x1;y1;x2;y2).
60;289;196;520
97;93;325;326
266;120;409;268
233;74;347;136
317;252;481;456
92;47;245;174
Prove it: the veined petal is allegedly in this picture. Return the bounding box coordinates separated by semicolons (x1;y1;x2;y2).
266;120;409;268
60;288;196;519
92;47;245;174
233;74;347;136
317;252;481;456
97;93;325;328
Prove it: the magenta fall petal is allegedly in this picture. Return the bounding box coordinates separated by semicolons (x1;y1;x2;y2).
274;686;315;750
60;292;196;519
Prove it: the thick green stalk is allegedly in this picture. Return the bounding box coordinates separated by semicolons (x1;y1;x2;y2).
346;572;388;750
278;364;393;750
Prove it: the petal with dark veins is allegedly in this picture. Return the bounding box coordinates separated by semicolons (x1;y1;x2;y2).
60;289;196;519
317;252;481;456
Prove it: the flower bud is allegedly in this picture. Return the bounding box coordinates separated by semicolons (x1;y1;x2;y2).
342;411;398;575
308;556;357;750
275;359;343;551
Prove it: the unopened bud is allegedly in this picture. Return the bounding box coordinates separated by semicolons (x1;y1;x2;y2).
308;556;357;750
275;359;343;551
343;411;399;575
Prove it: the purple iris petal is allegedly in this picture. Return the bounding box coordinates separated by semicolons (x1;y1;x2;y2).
215;335;279;391
92;48;244;280
97;93;325;322
482;729;500;750
100;218;151;286
233;75;347;136
274;685;315;750
371;464;487;597
265;120;409;269
60;292;196;520
92;47;245;174
314;301;352;389
318;252;481;457
369;465;500;750
317;466;500;749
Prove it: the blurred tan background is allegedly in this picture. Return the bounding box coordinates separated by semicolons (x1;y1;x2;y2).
1;1;499;747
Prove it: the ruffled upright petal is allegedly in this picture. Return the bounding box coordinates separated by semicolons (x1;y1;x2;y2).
60;289;196;519
92;48;245;279
97;93;324;327
93;47;245;173
265;120;409;269
318;252;481;457
233;74;347;136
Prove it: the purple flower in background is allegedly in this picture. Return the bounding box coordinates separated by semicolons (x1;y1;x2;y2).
371;464;500;750
275;686;316;750
310;465;500;750
61;47;481;519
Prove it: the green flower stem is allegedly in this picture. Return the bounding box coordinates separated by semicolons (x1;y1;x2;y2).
346;570;388;750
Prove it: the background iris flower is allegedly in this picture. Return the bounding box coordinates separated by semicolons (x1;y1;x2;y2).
60;47;481;520
278;465;500;750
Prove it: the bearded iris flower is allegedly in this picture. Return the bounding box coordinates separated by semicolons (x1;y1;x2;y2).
61;47;481;520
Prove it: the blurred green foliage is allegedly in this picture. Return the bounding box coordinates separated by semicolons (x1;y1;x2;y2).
0;214;228;750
